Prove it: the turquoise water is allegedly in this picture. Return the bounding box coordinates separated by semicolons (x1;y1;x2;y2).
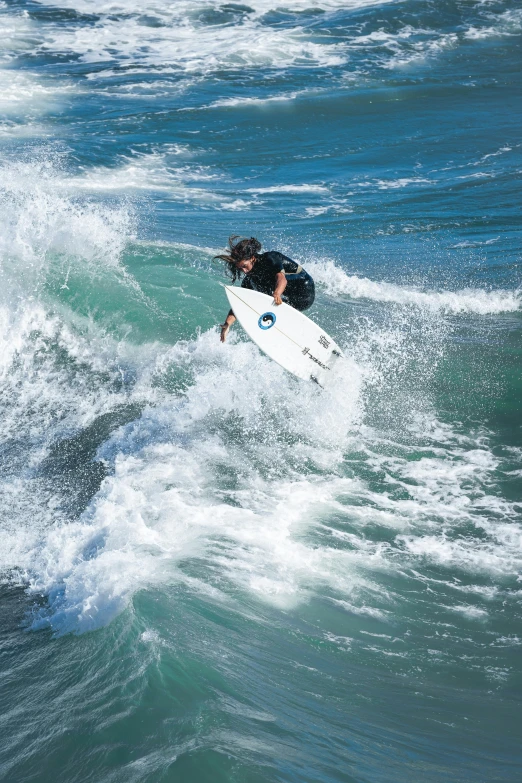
0;0;521;781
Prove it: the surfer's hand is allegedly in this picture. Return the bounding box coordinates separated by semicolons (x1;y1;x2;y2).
273;294;283;305
220;323;230;342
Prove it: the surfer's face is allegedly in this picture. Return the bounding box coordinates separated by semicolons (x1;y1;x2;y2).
235;257;255;274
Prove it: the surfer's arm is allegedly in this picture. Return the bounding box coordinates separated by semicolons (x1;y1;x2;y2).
273;271;287;306
220;309;236;342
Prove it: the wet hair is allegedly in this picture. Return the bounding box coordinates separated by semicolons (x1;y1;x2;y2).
214;235;262;282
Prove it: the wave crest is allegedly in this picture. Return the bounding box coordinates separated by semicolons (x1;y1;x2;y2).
307;261;521;315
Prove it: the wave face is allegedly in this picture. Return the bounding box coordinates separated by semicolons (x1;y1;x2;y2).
0;1;521;782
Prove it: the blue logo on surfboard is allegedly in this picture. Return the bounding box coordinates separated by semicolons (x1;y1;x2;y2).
258;312;276;330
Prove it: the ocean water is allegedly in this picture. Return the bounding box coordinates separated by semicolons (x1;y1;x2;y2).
0;0;521;780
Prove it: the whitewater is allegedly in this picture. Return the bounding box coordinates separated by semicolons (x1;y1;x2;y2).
0;0;521;781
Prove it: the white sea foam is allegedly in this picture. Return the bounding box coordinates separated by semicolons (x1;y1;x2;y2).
477;146;513;164
36;12;347;74
2;329;369;633
0;158;367;632
0;67;72;116
464;8;522;40
306;260;521;314
203;91;307;109
1;160;520;637
457;171;495;180
0;158;133;285
0;7;73;116
33;0;394;17
0;120;50;138
356;177;432;190
219;198;259;211
348;25;460;71
450;237;500;249
2;301;519;634
0;6;39;58
0;149;241;209
4;0;518;103
3;147;302;212
447;604;489;620
303;201;353;218
64;151;221;199
383;31;459;69
490;635;522;648
64;154;265;209
399;532;522;577
12;354;519;636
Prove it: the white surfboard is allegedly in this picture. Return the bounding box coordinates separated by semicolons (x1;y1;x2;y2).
225;285;343;386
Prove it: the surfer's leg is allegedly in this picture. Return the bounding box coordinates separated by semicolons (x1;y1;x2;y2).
285;273;315;311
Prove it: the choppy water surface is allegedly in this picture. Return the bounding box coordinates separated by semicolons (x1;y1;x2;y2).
0;0;521;781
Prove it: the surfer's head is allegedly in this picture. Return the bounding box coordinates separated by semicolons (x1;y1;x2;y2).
214;235;261;282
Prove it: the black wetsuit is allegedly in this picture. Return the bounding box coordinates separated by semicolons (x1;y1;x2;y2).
241;251;315;311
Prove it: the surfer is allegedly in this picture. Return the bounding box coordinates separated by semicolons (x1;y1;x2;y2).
216;236;315;342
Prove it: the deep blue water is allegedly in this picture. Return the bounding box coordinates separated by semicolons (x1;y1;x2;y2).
0;0;521;781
